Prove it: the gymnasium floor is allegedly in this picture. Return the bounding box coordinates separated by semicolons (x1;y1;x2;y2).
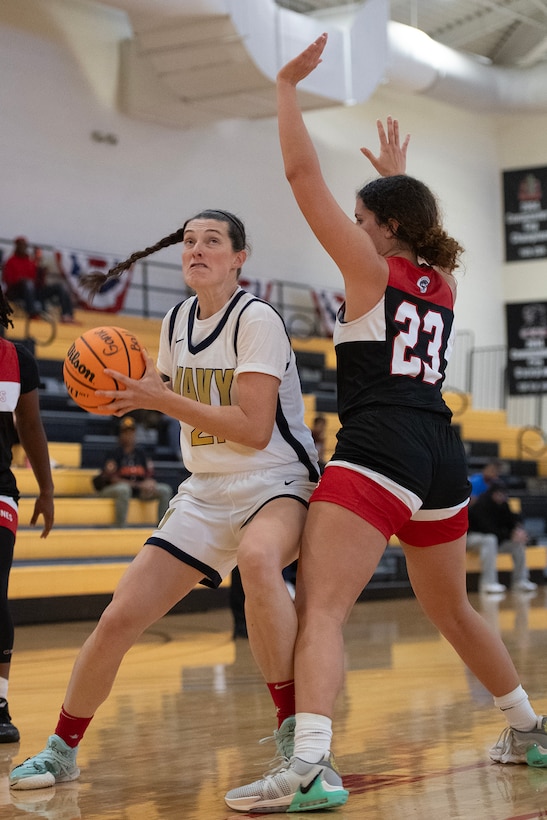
1;590;547;819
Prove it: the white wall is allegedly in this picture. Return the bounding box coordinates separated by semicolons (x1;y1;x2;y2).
0;0;545;348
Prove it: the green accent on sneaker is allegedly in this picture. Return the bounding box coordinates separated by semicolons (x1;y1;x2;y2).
490;716;547;765
526;744;547;768
288;776;349;813
225;752;348;813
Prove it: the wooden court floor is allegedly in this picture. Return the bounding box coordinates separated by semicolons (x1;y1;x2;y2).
1;589;547;819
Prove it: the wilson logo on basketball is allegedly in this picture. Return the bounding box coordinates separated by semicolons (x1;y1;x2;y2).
66;343;97;385
63;326;145;416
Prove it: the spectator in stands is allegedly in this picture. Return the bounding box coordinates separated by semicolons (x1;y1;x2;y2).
0;288;54;742
467;481;537;594
1;236;77;324
93;416;171;528
469;458;504;500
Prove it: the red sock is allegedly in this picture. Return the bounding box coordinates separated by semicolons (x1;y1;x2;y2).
55;705;93;748
267;680;295;728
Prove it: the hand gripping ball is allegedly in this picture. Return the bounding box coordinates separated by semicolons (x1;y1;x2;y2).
63;326;145;415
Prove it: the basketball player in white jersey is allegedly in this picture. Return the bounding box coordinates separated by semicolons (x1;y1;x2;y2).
9;209;319;790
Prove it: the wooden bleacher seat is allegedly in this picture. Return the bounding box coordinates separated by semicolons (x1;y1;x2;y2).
464;546;546;574
18;496;164;527
11;432;211;623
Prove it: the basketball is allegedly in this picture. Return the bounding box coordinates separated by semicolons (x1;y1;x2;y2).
63;326;145;415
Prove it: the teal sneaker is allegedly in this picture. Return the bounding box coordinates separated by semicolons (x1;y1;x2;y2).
490;716;547;766
225;751;349;813
9;735;80;790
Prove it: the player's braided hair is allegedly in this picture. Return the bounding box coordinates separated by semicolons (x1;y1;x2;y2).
81;209;248;297
357;175;464;272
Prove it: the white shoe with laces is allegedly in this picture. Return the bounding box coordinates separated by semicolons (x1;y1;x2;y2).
225;752;349;813
490;716;547;766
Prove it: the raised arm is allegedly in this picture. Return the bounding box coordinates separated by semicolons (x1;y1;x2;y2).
276;33;388;313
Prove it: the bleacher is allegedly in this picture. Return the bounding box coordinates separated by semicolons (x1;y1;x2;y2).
6;310;208;624
5;311;546;623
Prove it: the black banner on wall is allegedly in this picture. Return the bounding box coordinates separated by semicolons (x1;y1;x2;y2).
503;167;547;261
506;302;547;395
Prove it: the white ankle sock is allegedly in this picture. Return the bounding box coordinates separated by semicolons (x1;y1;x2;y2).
494;685;538;731
294;712;332;763
0;677;8;700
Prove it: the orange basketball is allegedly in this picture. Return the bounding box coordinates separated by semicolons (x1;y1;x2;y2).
63;326;145;415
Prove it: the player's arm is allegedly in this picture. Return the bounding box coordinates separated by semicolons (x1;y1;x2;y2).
15;388;54;537
98;355;280;451
276;33;388;316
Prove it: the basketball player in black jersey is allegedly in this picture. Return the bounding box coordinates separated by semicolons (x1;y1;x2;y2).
226;33;547;814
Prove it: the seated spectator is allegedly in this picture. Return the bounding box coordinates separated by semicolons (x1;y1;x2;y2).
469;458;504;500
93;416;172;528
1;236;78;324
467;481;537;594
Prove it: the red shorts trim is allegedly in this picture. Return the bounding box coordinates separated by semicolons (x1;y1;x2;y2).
310;465;469;547
310;465;410;540
396;505;469;547
0;499;18;536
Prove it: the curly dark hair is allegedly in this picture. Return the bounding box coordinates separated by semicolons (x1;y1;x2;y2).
357;175;464;271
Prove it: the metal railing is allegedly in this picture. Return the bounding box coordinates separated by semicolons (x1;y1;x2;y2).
2;237;546;433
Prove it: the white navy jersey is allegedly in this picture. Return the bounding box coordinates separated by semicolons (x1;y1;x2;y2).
334;256;455;423
157;288;319;478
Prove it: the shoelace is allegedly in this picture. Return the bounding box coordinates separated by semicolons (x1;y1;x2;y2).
492;727;516;761
258;732;292;776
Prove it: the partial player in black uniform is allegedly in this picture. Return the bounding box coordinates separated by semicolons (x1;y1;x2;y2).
226;34;547;815
0;290;54;743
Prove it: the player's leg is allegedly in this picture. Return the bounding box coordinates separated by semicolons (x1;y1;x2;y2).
0;525;18;743
63;545;203;716
226;501;385;813
10;546;203;790
237;496;305;685
401;535;520;695
403;535;547;766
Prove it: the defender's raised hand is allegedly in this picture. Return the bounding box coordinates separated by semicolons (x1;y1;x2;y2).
360;116;410;177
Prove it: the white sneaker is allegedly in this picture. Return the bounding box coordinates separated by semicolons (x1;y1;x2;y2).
512;580;538;592
490;716;547;766
225;752;349;813
480;582;506;594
